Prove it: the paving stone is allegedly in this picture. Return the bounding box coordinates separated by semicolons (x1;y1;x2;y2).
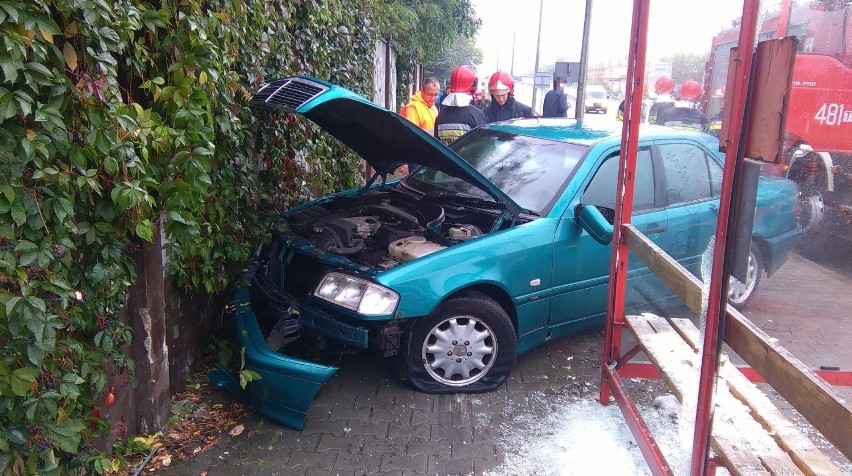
386;421;431;440
317;433;365;453
352;390;396;409
380;451;427;473
301;418;348;436
344;419;390;438
361;435;406;456
332;449;383;473
428;452;473;475
409;408;448;426
406;436;451;459
287;448;337;470
275;432;321;451
327;404;371;423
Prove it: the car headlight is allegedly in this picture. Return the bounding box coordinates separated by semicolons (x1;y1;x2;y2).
314;272;399;316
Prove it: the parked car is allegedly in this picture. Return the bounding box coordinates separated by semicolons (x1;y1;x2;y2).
585;84;608;114
209;76;802;429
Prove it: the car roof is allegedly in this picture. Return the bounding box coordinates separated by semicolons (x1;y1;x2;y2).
483;118;721;152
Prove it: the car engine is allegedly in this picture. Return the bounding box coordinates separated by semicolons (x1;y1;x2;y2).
284;190;496;270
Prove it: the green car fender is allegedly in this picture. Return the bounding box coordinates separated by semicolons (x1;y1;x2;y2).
208;271;337;430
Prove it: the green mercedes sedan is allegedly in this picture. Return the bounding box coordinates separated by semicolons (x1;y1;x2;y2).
209;76;802;429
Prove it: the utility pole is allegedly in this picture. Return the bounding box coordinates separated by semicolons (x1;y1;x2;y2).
531;0;544;110
576;0;593;119
511;31;516;76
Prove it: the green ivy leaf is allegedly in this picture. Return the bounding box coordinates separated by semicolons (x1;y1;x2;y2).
135;219;153;242
5;296;21;316
0;90;16;120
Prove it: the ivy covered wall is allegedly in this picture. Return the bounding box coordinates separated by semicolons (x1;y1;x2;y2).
0;0;376;472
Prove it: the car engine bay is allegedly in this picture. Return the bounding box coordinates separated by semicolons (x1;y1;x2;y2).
282;190;511;270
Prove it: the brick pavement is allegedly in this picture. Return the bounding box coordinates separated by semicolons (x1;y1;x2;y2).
158;252;851;475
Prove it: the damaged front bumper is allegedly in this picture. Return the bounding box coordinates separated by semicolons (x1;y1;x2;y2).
208;270;337;430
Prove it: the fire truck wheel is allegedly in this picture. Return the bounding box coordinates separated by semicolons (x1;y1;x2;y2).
798;191;825;236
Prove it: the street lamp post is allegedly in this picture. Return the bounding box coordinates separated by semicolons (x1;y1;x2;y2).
531;0;544;110
576;0;593;119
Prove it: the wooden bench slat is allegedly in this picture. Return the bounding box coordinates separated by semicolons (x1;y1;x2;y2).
624;224;852;461
669;318;843;476
626;313;810;476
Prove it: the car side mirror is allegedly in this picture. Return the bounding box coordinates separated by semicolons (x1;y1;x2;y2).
575;204;614;245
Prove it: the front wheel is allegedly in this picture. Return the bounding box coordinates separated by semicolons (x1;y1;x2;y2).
403;296;516;393
727;244;762;309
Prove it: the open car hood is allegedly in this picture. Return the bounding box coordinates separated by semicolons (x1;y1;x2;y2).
250;76;524;217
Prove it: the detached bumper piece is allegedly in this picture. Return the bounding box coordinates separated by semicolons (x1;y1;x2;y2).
208;273;337;430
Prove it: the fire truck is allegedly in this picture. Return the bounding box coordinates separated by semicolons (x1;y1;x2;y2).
704;0;852;254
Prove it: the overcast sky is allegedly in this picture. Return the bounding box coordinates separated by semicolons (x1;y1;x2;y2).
470;0;774;78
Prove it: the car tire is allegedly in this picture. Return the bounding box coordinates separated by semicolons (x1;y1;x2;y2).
403;296;516;393
727;244;762;309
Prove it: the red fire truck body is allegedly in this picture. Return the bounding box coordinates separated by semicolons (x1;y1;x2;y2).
705;1;852;249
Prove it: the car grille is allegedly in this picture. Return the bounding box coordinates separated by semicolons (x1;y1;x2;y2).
249;78;328;112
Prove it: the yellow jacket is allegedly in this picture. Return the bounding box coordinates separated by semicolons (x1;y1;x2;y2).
400;91;438;135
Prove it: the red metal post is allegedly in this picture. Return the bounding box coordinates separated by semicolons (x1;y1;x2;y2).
599;0;650;406
689;1;760;475
603;365;674;476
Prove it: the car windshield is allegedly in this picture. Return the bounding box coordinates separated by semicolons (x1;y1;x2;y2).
403;129;587;214
588;91;606;99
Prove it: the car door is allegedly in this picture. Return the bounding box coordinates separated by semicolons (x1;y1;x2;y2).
547;145;668;337
653;140;722;278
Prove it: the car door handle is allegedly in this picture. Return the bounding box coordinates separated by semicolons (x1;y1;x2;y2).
644;225;666;234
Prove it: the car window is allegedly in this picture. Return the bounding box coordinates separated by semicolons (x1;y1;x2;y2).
405;130;587;214
660;143;714;205
582;148;655;211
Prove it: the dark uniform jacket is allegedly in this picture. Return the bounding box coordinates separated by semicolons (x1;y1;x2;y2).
656;106;708;131
485;97;536;123
542;89;569;118
434;106;487;145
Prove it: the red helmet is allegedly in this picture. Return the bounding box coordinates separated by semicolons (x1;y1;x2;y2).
488;70;514;95
654;76;674;94
679;80;702;101
449;65;478;94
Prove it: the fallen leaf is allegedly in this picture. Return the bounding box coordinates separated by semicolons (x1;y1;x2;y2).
161;455;171;466
228;424;244;436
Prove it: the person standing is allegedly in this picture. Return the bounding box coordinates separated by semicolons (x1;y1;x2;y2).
705;86;726;137
434;65;487;145
398;77;440;174
542;76;569;118
400;77;441;135
648;75;676;125
656;79;708;131
484;70;538;122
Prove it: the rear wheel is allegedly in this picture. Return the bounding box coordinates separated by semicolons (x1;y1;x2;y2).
403;296;516;393
727;244;762;309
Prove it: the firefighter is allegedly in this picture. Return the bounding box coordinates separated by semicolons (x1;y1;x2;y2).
434;65;487;145
656;79;708;131
706;86;726;138
484;70;538;122
648;75;676;124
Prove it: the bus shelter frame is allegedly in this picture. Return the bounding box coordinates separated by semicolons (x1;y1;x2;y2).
597;1;760;475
